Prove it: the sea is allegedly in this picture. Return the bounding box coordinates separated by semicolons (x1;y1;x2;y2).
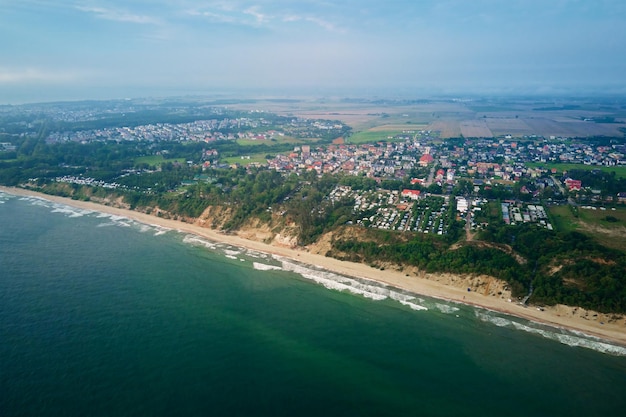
2;191;626;417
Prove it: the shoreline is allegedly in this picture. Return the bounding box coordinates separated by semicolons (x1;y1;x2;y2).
3;186;626;348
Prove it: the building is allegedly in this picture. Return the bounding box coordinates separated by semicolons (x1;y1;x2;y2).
401;189;421;200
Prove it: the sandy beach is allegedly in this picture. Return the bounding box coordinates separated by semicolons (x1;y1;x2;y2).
3;185;625;347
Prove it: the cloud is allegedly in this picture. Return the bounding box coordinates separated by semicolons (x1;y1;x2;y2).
184;3;341;32
0;67;87;84
243;6;268;24
75;4;160;25
282;14;341;33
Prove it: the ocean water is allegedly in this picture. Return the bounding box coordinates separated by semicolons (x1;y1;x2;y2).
1;192;626;417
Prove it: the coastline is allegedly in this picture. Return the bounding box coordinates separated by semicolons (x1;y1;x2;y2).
3;186;625;347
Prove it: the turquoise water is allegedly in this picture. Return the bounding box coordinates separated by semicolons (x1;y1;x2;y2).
1;192;626;417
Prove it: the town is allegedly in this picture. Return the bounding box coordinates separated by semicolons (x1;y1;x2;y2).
23;107;624;239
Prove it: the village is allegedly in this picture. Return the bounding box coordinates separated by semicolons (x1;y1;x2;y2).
31;106;624;239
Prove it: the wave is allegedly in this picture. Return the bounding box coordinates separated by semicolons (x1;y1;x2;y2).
153;227;170;236
224;249;242;257
182;235;218;250
50;205;93;218
244;250;269;259
276;257;428;308
475;310;626;356
436;303;460;314
253;262;283;271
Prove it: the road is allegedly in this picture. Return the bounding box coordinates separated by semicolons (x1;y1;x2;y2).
465;197;474;241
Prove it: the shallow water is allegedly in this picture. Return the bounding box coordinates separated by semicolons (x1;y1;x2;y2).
2;192;625;416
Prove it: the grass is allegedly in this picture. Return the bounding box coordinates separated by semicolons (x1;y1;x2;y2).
347;130;414;145
134;155;186;167
549;205;579;233
578;205;626;224
549;204;626;252
236;136;305;147
221;154;270;166
526;162;626;179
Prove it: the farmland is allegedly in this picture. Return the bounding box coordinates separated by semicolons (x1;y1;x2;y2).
228;96;625;139
459;119;493;138
347;124;427;144
236;136;305;147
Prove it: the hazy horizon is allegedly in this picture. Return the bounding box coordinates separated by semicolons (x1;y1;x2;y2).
2;1;626;104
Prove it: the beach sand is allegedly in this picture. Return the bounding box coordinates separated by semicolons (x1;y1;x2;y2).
3;186;625;347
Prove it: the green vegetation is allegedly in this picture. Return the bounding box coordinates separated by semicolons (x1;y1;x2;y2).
485;224;626;313
330;228;529;297
221;154;270;166
549;205;580;233
527;162;626;179
134;155;187;168
347;130;411;144
235;136;304;146
549;205;626;252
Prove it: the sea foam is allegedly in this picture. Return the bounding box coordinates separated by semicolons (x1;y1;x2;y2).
475;310;626;356
183;235;217;250
277;257;428;308
253;262;283;271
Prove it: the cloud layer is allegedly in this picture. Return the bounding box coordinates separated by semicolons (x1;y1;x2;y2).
1;0;625;102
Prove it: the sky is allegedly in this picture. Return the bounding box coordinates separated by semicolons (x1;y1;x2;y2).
1;0;626;103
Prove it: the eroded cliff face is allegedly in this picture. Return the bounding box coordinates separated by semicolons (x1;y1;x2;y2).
183;206;512;302
312;226;513;300
194;205;234;229
193;204;301;247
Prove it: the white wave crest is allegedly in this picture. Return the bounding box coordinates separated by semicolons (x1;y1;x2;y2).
475;311;626;356
277;258;427;308
252;262;282;271
182;235;217;250
97;222;116;228
225;255;238;260
398;299;429;311
436;303;460;314
245;250;267;259
49;203;93;218
388;291;428;310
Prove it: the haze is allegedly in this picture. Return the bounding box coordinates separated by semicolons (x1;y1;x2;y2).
2;0;625;103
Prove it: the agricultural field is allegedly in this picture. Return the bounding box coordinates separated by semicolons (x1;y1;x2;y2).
549;204;626;252
485;117;533;137
427;120;460;139
236;136;305;146
526;162;626;179
347;125;426;144
227;96;626;139
459;119;493;138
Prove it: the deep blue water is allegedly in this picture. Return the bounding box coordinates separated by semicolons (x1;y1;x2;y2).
1;192;626;417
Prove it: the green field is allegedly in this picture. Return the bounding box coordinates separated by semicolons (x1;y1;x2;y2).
134;155;186;167
549;204;626;251
347;130;413;145
527;162;626;179
221;154;270;166
236;136;305;147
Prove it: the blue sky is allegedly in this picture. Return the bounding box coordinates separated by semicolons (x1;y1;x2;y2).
1;0;625;103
